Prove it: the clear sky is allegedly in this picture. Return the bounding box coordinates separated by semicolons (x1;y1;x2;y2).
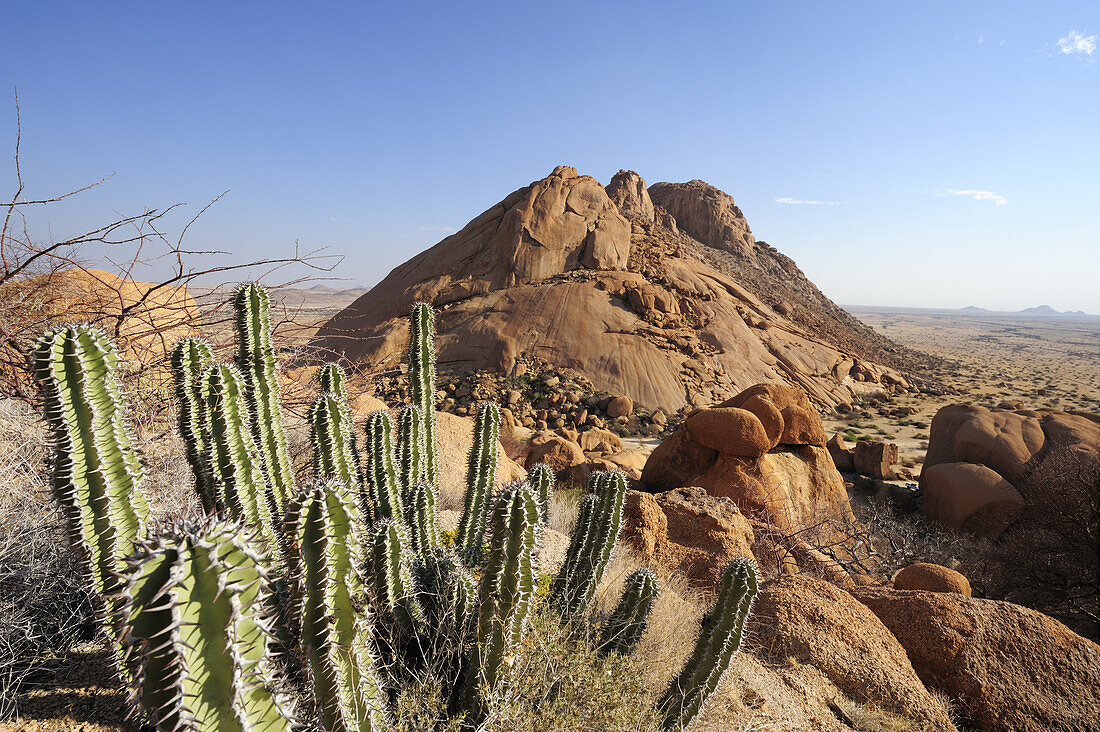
3;2;1098;312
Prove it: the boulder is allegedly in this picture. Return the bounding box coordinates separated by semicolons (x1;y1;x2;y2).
684;407;771;458
605;169;655;223
606;395;633;419
719;382;826;447
920;462;1024;537
922;405;1046;485
434;411;525;509
827;433;854;471
642;384;854;539
852;586;1100;731
524;430;586;473
578;428;622;453
752;576;956;729
621;488;755;590
892;563;972;596
853;440;898;479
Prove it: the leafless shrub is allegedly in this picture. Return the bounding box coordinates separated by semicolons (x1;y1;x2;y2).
0;400;94;719
0;92;341;405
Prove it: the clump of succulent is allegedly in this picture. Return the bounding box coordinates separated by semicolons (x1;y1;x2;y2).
35;288;760;732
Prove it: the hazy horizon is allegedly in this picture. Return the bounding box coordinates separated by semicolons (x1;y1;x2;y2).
3;2;1098;312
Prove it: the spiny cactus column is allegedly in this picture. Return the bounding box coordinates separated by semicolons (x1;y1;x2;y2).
290;482;388;732
416;550;476;650
364;410;402;522
456;402;500;561
408;302;439;487
527;463;554;524
316;362;349;400
550;470;628;621
365;519;424;642
598;568;659;657
33;325;150;598
453;482;539;722
115;522;293;731
309;392;363;490
657;558;759;731
169;337;217;513
396;405;438;554
204;363;280;551
233;283;295;508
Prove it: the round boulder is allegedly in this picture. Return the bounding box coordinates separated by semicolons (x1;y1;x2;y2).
893;563;972;596
920;462;1025;537
684;407;771;458
606;395;633;419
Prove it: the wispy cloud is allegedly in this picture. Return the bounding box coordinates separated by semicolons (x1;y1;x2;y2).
934;189;1007;206
418;225;458;234
1057;30;1096;56
774;197;849;206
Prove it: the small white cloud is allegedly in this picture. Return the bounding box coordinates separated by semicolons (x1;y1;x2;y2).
934;189;1007;206
978;33;984;44
418;225;458;234
774;197;849;206
329;216;347;222
1058;30;1096;56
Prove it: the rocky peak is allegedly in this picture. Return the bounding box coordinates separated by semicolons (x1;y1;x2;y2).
648;179;755;257
312;165;922;412
605;169;655;223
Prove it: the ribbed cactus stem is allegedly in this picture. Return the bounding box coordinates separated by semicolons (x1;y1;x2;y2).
309;392;363;489
453;482;539;721
290;482;388;732
170;337;217;513
527;463;554;524
203;363;280;551
316;362;349;400
233;283;295;508
408;302;439;488
456;402;500;561
657;558;759;731
364;410;402;522
115;521;293;731
598;568;659;657
33;325;150;598
416;550;476;648
550;470;627;620
396;404;438;554
396;404;425;496
365;519;423;640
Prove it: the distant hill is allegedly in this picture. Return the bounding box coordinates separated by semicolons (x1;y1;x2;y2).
1017;305;1091;317
311;166;925;412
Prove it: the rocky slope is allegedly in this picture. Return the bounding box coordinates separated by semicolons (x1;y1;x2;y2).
311;166;919;412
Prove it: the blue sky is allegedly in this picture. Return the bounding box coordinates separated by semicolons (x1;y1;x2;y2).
3;2;1098;311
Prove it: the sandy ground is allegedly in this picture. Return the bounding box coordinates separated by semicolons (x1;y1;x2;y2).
823;307;1100;477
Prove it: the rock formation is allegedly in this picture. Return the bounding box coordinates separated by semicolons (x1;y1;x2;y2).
852;586;1100;731
640;383;853;537
892;563;972;596
919;403;1100;638
753;577;957;730
621;487;755;590
310;167;915;413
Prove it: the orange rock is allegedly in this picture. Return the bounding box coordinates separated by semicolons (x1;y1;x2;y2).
852;586;1100;732
684;406;770;457
720;382;825;446
921;462;1024;537
621;487;754;590
892;563;972;596
753;576;957;730
524;430;586;473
